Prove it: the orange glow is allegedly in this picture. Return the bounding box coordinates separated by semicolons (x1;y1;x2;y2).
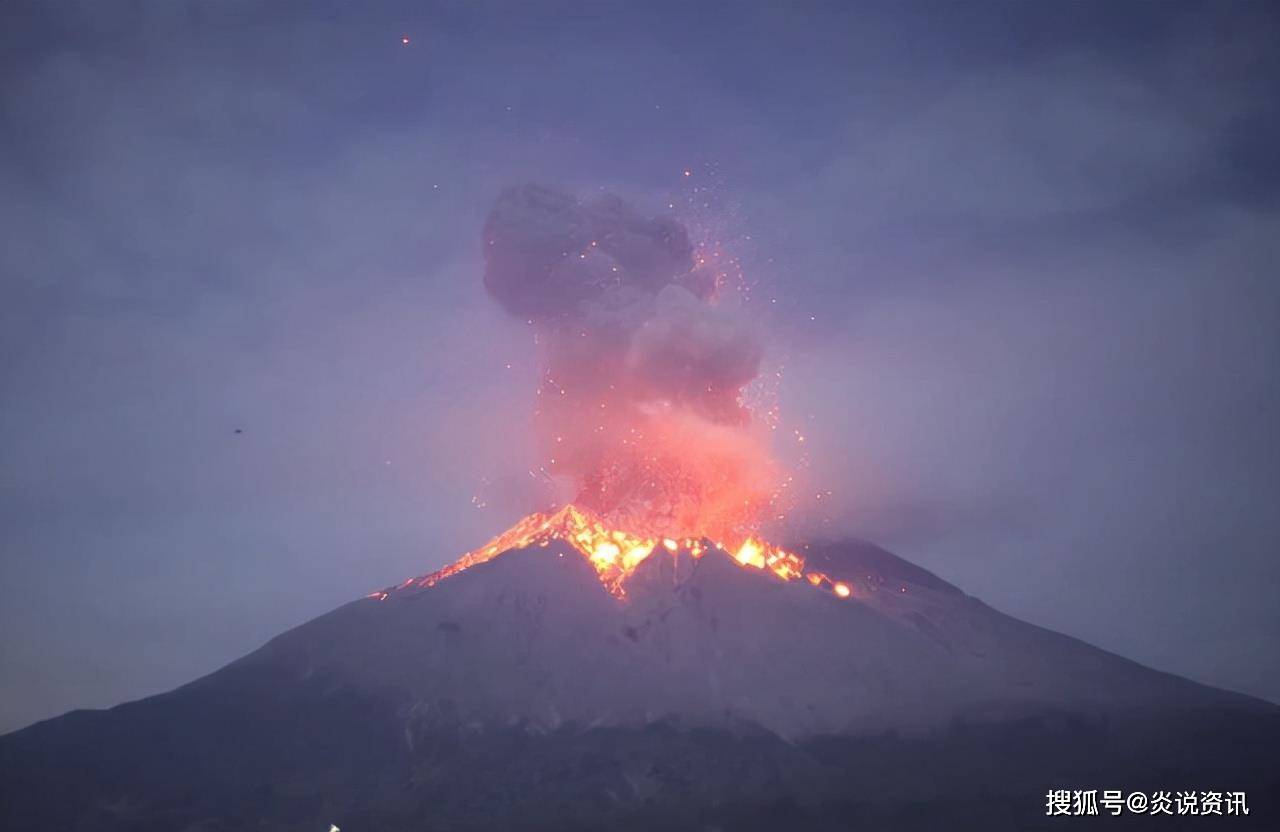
734;539;765;568
561;408;788;547
404;504;850;600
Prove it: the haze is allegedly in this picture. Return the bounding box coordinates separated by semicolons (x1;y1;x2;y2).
2;0;1277;733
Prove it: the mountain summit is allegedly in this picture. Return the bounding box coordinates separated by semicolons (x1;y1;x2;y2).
2;524;1275;830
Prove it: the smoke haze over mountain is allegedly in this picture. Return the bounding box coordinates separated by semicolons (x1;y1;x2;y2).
2;0;1278;735
480;185;775;538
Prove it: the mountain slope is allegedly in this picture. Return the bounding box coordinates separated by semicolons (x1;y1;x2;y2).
1;539;1275;831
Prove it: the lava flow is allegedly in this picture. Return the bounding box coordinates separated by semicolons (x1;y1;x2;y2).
373;504;851;601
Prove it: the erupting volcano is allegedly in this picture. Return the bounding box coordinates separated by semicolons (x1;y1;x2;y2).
392;185;824;604
3;187;1276;832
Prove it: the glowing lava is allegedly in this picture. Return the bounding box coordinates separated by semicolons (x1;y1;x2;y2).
374;504;845;601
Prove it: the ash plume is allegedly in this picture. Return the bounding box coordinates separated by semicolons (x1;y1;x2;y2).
482;184;774;537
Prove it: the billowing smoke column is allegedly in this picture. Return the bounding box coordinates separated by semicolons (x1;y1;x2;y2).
483;185;780;543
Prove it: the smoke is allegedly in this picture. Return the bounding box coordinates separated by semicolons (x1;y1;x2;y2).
481;185;775;539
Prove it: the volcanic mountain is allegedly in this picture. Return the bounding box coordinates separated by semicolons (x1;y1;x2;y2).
2;506;1276;831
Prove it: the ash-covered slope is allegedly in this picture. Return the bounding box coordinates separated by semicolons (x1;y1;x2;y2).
2;540;1276;831
246;539;1260;736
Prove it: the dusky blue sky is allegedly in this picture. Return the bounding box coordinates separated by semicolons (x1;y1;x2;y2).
2;0;1278;733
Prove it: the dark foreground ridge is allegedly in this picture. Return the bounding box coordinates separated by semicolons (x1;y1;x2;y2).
2;539;1276;831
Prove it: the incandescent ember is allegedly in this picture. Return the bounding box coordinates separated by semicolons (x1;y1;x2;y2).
374;504;851;601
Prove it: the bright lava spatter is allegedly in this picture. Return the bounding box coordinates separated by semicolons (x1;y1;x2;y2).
371;504;852;602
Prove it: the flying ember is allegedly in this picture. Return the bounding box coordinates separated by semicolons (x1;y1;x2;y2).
479;184;796;532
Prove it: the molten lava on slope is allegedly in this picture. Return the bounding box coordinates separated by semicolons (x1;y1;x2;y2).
373;504;851;601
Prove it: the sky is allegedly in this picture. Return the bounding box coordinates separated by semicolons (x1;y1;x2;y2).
2;0;1278;734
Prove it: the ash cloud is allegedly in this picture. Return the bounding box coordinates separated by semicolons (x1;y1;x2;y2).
483;186;707;319
481;185;771;527
483;184;762;423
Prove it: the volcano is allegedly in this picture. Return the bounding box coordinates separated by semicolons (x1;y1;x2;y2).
1;509;1276;831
